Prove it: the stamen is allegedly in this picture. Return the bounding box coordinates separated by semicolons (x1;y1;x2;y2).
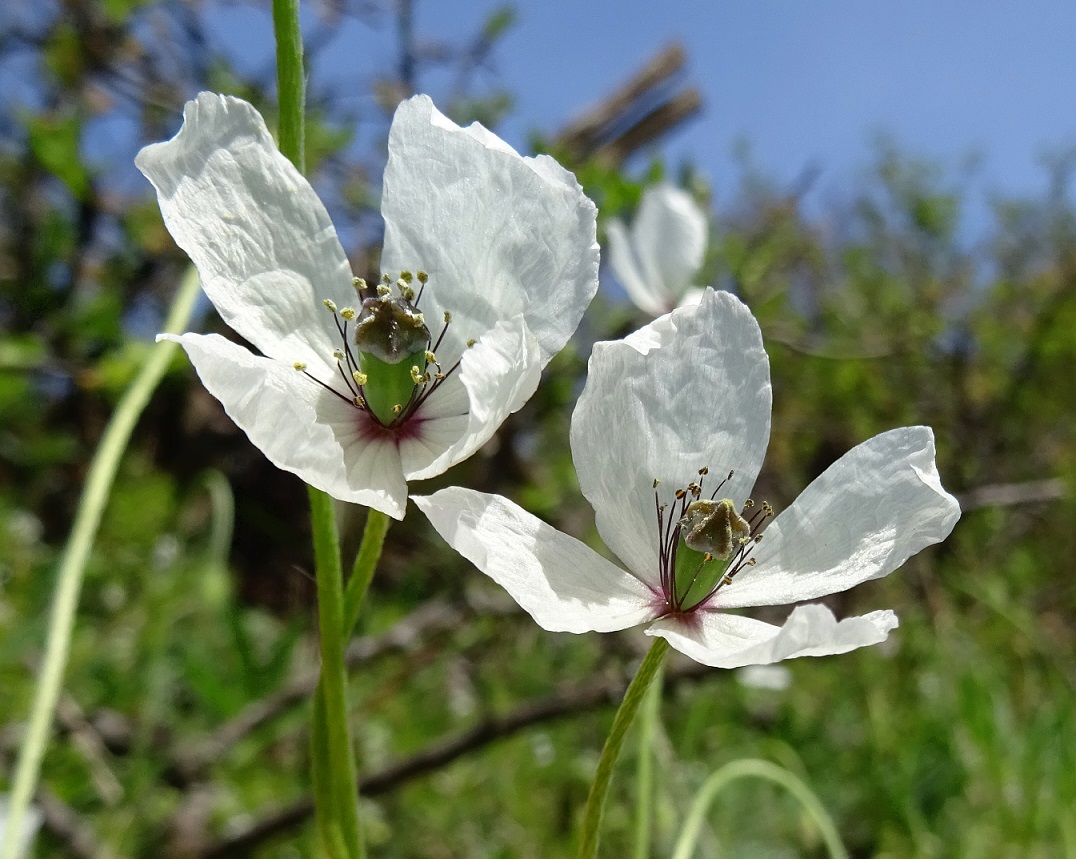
323;299;338;313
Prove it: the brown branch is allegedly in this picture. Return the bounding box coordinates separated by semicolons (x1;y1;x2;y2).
557;43;686;152
193;657;711;858
36;788;106;859
594;89;704;167
169;601;472;785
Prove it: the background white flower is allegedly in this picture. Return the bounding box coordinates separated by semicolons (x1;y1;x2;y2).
416;289;961;668
606;183;709;316
138;93;598;519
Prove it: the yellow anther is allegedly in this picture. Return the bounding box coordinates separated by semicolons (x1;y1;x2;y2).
466;338;476;347
352;371;368;386
352;276;367;291
400;285;416;301
293;361;307;371
340;307;356;320
443;310;452;323
376;283;392;297
354;397;364;407
392;404;403;414
410;365;424;385
424;350;436;363
417;271;428;283
399;270;413;283
332;349;345;361
743;499;754;508
698;466;709;475
381;273;392;284
415;313;425;325
322;299;338;312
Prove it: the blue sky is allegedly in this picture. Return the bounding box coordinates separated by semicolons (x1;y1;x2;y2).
408;0;1076;233
200;0;1076;237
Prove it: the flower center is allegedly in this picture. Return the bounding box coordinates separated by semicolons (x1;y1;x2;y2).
293;271;473;429
653;467;773;614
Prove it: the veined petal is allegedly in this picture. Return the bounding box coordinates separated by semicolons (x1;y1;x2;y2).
414;488;659;633
161;333;409;519
607;218;665;316
717;426;961;609
137;94;355;369
646;604;898;668
570;289;772;584
630;184;708;312
380;95;598;368
401;315;542;481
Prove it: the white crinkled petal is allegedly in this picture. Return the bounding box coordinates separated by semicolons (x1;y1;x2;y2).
161;333;409;519
137;94;355;368
646;604;898;668
380;95;598;368
400;315;542;481
716;426;961;609
607;218;665;316
570;289;772;586
629;184;708;314
414;488;659;633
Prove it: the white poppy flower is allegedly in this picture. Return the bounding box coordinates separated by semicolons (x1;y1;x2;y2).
606;183;708;316
138;93;598;519
415;289;960;668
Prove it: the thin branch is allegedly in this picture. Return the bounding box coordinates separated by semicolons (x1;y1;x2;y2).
193;657;710;858
556;43;686;153
36;788;107;859
956;478;1066;511
169;601;472;785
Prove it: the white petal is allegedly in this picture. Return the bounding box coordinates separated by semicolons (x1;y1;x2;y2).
677;286;707;309
629;184;708;313
718;426;961;608
414;488;660;633
137;94;355;369
401;315;542;480
607;218;666;316
646;604;898;668
380;95;598;367
570;289;772;584
161;333;409;519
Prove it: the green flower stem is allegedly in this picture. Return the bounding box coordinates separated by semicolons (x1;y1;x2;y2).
670;758;849;859
272;0;305;173
0;267;201;859
578;637;670;859
307;487;363;858
343;509;391;638
269;3;364;854
632;663;664;859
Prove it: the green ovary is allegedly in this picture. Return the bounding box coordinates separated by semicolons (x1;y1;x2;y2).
673;544;730;609
359;348;428;425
